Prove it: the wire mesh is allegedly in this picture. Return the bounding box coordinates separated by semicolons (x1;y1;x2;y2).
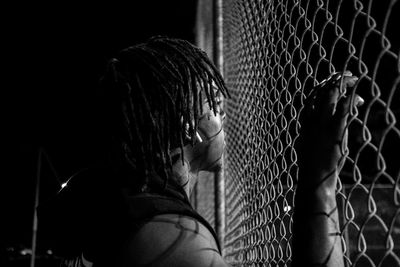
196;0;400;266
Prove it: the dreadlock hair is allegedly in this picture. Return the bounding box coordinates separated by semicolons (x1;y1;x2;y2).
100;36;229;192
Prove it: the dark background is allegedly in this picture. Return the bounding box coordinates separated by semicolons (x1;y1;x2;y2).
2;1;197;263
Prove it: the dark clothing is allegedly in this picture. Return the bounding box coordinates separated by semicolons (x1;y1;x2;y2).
38;168;220;266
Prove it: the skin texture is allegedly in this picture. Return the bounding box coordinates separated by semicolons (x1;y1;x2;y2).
121;214;227;267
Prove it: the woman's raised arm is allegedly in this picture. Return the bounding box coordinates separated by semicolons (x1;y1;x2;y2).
292;71;363;267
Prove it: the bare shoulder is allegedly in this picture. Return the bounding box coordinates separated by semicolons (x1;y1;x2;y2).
120;213;230;267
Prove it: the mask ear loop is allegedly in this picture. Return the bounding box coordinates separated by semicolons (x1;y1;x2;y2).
183;117;204;144
195;131;203;143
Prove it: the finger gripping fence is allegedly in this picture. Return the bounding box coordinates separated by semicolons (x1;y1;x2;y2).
195;0;400;266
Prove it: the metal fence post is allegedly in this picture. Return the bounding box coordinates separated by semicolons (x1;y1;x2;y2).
213;0;226;255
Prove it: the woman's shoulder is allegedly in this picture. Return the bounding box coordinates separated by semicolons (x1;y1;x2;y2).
121;213;230;267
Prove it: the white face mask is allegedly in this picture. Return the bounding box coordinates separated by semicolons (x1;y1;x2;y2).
184;98;226;172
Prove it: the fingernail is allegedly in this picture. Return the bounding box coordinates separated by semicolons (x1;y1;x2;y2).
355;95;364;107
347;76;359;87
343;70;353;77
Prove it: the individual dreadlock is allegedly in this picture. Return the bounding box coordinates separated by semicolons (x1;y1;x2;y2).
100;36;230;192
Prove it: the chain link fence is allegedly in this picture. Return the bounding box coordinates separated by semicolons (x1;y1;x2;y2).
195;0;400;266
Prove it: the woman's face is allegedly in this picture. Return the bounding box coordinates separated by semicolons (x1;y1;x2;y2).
187;93;226;172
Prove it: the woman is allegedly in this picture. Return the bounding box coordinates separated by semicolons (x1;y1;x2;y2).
39;36;362;267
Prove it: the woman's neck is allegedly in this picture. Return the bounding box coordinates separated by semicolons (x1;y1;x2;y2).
171;157;198;198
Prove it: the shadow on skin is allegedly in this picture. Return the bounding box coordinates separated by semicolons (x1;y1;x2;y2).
123;214;225;267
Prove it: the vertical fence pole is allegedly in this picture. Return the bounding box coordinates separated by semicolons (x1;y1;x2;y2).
213;0;226;255
30;148;42;267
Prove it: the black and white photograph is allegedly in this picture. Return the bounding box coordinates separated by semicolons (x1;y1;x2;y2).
2;1;400;266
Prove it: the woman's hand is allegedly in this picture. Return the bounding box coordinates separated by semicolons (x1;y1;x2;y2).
296;71;363;188
292;71;363;267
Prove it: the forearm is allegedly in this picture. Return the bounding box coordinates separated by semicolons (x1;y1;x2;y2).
291;71;360;266
292;169;344;267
